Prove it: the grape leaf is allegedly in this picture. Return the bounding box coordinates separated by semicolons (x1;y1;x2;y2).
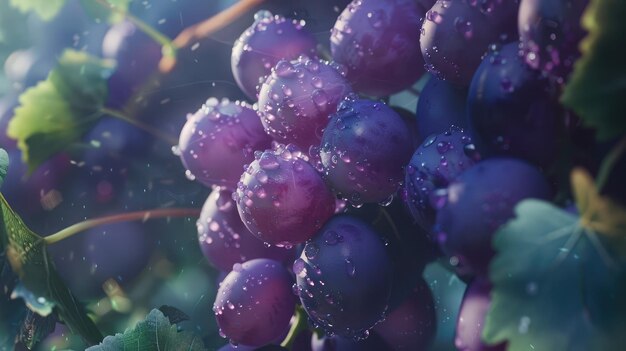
79;0;129;24
483;199;626;351
7;50;114;173
561;0;626;141
8;0;65;21
86;309;206;351
0;193;103;345
16;311;57;350
0;149;7;188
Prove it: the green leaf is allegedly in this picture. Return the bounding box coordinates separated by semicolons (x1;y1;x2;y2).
561;0;626;141
16;311;57;349
0;149;8;188
79;0;129;24
86;309;206;351
0;194;103;345
483;200;626;351
8;50;114;173
8;0;65;21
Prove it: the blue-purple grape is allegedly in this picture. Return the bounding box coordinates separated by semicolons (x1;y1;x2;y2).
420;0;517;86
102;20;162;109
177;98;274;189
256;56;352;151
294;215;393;339
330;0;426;97
518;0;589;84
320;98;414;206
234;144;335;247
198;187;294;272
404;127;480;235
232;10;318;99
435;158;552;275
213;259;296;347
455;279;506;351
468;42;561;168
415;76;469;139
374;280;437;351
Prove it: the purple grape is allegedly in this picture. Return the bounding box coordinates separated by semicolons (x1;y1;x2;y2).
234;144;335;247
320;98;414;206
311;332;392;351
294;215;393;339
420;0;517;86
177;98;274;189
435;158;552;275
392;107;424;150
213;258;296;347
330;0;426;97
197;187;294;272
468;42;561;168
455;279;506;351
374;280;437;351
404;127;480;235
232;10;318;99
49;221;155;299
518;0;588;84
415;76;469;139
257;56;352;150
102;20;162;108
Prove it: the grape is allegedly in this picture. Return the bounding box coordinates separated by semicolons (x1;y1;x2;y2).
415;76;469;139
257;56;352;150
420;0;517;86
455;279;506;351
374;280;437;351
435;158;552;275
232;10;318;99
234;144;335;247
177;98;274;189
468;43;561;168
213;259;296;347
518;0;589;83
198;187;294;272
320;98;414;205
294;215;393;339
330;0;426;97
404;127;480;235
311;332;392;351
392;107;424;150
3;48;56;92
102;20;162;109
48;221;155;299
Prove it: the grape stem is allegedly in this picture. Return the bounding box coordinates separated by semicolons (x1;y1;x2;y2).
159;0;267;72
101;108;178;146
595;135;626;191
43;208;201;245
280;305;308;350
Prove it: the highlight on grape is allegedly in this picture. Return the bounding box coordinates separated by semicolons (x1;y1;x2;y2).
0;0;624;350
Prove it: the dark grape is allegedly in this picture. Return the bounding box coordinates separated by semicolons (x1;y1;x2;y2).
330;0;425;97
435;158;552;275
294;215;393;339
213;259;296;347
518;0;588;84
455;279;506;351
404;127;479;235
392;107;424;150
234;144;335;247
311;332;392;351
468;42;561;167
102;20;162;109
257;56;352;150
232;10;318;99
374;280;437;351
177;98;274;189
415;76;469;139
320;98;414;205
420;0;517;86
198;187;294;272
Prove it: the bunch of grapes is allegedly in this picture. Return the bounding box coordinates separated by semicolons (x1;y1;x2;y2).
3;0;624;350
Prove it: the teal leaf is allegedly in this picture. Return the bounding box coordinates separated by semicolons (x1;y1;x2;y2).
8;0;65;21
483;199;626;351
